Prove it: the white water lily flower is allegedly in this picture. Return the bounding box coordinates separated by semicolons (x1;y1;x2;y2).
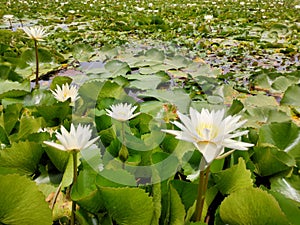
23;26;48;41
106;103;141;121
162;107;253;171
44;124;99;152
204;15;213;21
3;15;14;20
51;83;79;104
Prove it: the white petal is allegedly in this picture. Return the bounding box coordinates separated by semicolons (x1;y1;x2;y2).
194;142;223;164
177;111;195;132
222;138;254;150
83;136;100;149
161;129;196;142
227;130;249;139
43;141;66;151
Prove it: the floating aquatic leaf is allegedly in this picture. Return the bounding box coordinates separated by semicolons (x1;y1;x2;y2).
0;141;44;175
98;187;154;225
214;158;253;195
0;174;52;225
220;187;289;225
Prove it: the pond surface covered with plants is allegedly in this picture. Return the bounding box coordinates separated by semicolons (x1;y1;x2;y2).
0;0;300;225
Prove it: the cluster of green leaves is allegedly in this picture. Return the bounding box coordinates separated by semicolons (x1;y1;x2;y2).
0;44;299;224
0;0;300;224
1;0;300;71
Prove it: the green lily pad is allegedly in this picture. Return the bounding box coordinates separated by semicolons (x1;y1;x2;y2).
71;169;104;213
17;116;45;140
139;88;191;113
104;60;130;77
281;84;300;107
214;158;253;195
164;55;191;69
130;48;165;67
244;106;290;128
21;47;53;64
271;76;299;92
257;122;300;155
270;190;300;225
98;187;154;225
0;141;44;175
128;74;166;90
0;174;52;225
169;185;186;225
245;94;278;108
1;103;22;135
0;80;30;99
220;187;289;225
170;180;198;211
270;175;300;203
72;43;94;62
252;146;295;177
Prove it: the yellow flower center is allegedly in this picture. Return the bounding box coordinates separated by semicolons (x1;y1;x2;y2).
196;123;219;141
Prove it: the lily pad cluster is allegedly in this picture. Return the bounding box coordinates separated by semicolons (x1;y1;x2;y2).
0;0;300;224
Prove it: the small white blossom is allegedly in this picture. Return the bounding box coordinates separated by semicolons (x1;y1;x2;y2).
204;15;213;21
3;15;14;20
106;103;141;121
23;26;48;41
51;83;79;104
135;6;145;11
44;124;99;152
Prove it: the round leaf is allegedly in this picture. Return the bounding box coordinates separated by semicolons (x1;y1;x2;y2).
281;84;300;107
220;187;289;225
0;174;52;225
214;158;253;195
99;187;154;225
0;141;44;175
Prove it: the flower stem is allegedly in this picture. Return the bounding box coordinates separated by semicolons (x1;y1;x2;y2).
70;151;78;225
8;19;13;30
50;182;62;210
34;40;39;88
119;122;128;168
194;166;210;222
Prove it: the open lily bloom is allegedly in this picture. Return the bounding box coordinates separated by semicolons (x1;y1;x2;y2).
204;15;213;21
23;26;48;41
51;83;79;104
44;124;99;152
106;103;141;121
3;15;14;20
162;107;254;175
